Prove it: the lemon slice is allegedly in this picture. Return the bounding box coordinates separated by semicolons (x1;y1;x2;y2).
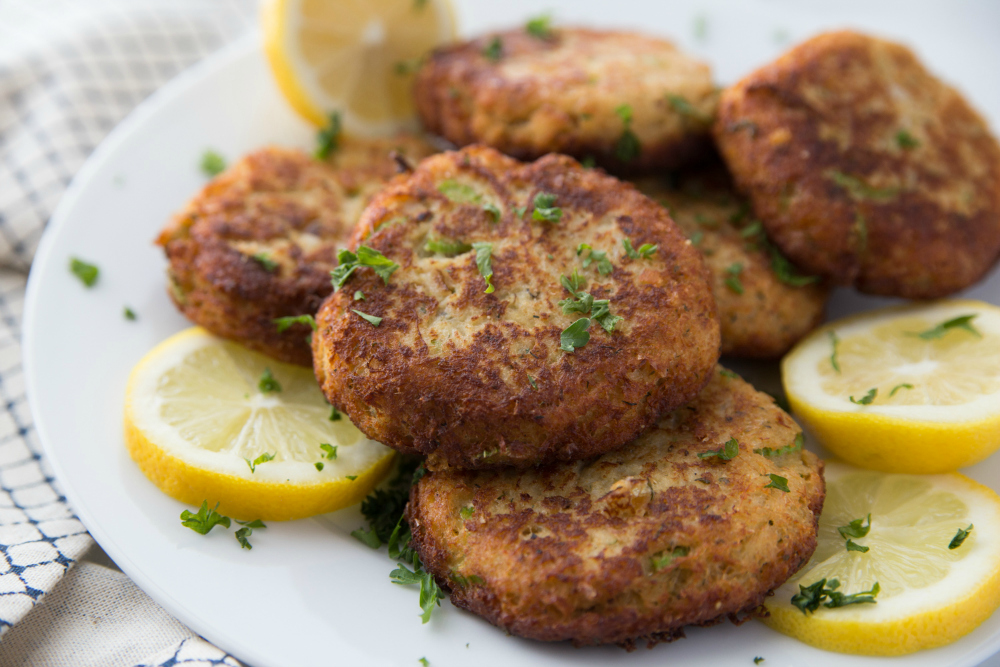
763;461;1000;655
261;0;456;133
124;327;395;520
782;300;1000;473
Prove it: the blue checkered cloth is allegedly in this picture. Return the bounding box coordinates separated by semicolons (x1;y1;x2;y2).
0;1;254;664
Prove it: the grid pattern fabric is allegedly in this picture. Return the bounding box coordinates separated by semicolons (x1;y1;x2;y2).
0;0;255;662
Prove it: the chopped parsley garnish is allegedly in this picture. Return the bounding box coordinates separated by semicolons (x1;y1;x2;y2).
829;331;841;373
394;58;423;75
315;462;324;471
561;269;586;293
425;238;472;256
437;180;481;204
482;36;503;62
525;14;553;39
483;202;501;222
666;94;710;123
459;506;474;519
949;524;973;550
355;291;367;302
353;309;382;327
513;205;526;218
754;658;764;665
391;563;444;623
70;257;99;287
320;443;338;460
698;437;739;461
560;318;591;352
724;262;744;294
766;244;819;286
532;192;562;222
764;474;790;492
329;406;342;421
651;546;690;572
180;501;231;535
911;314;981;341
719;368;739;379
614;104;641;162
331;246;399;290
527;376;538;390
689;230;704;246
558;273;622;333
471;242;495;293
889;383;914;397
895;129;920;150
692;14;708;40
846;540;870;553
258;368;281;393
838;514;872;541
754;433;804;459
347;475;357;481
850;388;877;405
791;578;880;614
727;119;758;137
274;314;317;333
827;170;898;201
419;659;429;667
577;243;613;275
252;252;278;272
314;112;342;159
234;519;266;550
200;150;226;176
352;526;382;548
244;452;275;473
123;306;137;321
623;238;657;259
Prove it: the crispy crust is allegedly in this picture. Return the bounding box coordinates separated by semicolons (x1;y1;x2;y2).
634;164;829;358
415;27;718;174
406;368;826;647
157;137;436;365
713;30;1000;298
312;145;720;469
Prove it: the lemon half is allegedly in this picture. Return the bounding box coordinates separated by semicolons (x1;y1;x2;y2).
124;327;395;520
782;300;1000;473
763;461;1000;655
262;0;456;133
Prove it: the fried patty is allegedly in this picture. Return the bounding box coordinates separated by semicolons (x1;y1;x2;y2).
158;136;436;366
713;30;1000;298
312;145;719;470
415;27;718;174
406;368;825;647
634;164;829;358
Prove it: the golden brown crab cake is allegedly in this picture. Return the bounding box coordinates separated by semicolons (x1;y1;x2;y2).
158;135;437;366
312;145;719;470
414;27;718;174
406;368;825;647
713;30;1000;299
634;165;829;358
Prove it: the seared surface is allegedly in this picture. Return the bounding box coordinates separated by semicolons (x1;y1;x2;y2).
407;369;825;647
415;27;717;173
312;145;719;469
713;30;1000;298
634;165;829;358
158;136;436;365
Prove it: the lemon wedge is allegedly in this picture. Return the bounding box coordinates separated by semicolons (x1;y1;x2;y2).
261;0;456;133
782;300;1000;473
124;327;395;520
763;461;1000;655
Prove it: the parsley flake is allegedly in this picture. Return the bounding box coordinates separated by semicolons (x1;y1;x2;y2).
614;104;641;162
352;526;382;548
459;506;474;519
849;388;877;405
347;475;357;481
724;263;744;294
331;246;399;290
666;94;710;123
234;519;266;550
180;501;231;535
764;474;790;492
827;170;898;201
698;437;739;461
483;202;501;222
419;659;429;667
199;150;226;178
560;318;591;352
320;443;338;460
623;237;657;259
258;368;281;393
482;36;503;62
719;368;739;379
558;273;621;333
354;290;365;301
329;406;342;421
889;383;914;397
911;314;981;341
274;314;317;333
123;306;137;321
829;331;841;373
577;243;613;275
527;375;538;390
754;659;765;665
245;451;275;473
532;192;562;222
315;462;324;471
791;578;880;614
651;546;690;572
949;524;973;550
252;253;278;272
425;238;472;256
394;58;423;75
561;269;586;293
70;258;99;287
846;539;870;553
525;14;553;39
391;563;444;623
314;112;342;159
437;180;481;204
755;433;804;459
471;242;495;293
838;514;872;541
352;309;382;326
895;129;920;150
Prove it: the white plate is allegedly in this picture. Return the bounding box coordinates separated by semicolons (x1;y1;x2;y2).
22;1;1000;666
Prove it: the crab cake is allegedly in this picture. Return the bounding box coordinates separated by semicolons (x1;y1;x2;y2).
713;30;1000;299
414;27;718;174
634;165;829;358
406;368;825;647
312;145;719;470
158;135;436;366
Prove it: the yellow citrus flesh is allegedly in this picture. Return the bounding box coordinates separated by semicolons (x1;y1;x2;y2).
782;300;1000;473
763;461;1000;655
124;327;395;520
261;0;456;133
